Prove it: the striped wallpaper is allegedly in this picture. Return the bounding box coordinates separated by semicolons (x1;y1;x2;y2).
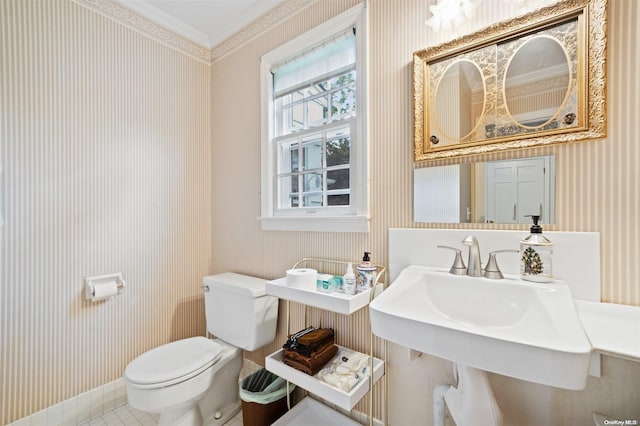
212;0;638;328
2;0;639;423
211;0;639;424
1;0;211;422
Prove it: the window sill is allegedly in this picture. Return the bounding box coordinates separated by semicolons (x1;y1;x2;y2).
260;215;370;232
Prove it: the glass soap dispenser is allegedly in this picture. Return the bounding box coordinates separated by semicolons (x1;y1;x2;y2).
520;215;553;282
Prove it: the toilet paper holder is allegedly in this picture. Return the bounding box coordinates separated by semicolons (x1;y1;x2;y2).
85;272;126;301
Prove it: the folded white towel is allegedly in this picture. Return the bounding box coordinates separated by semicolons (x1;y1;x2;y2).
318;350;370;392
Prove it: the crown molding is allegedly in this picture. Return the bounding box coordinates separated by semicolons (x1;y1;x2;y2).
72;0;317;65
114;0;212;48
72;0;213;64
211;0;317;63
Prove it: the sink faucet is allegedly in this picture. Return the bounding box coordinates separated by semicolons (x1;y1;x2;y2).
462;235;483;277
440;236;517;279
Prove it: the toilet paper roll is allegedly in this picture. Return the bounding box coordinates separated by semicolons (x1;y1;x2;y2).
92;281;119;302
286;268;318;289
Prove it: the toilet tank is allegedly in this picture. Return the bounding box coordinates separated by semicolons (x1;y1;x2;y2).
203;273;279;351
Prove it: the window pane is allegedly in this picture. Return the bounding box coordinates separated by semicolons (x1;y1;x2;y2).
326;136;350;167
307;95;328;128
303;172;323;193
327;169;349;190
328;194;350;206
303;172;323;206
283;103;304;134
292;90;304;102
331;84;356;120
275;71;355;136
291;146;299;172
279;176;299;208
304;194;323;207
302;137;323;170
306;84;325;98
279;141;298;173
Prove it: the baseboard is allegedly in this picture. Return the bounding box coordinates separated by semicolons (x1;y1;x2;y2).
8;378;127;426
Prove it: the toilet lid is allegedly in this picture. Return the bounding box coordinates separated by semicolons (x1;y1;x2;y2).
125;336;223;387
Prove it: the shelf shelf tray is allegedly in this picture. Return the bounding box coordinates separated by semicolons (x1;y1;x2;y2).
265;345;384;412
266;277;381;315
272;396;361;426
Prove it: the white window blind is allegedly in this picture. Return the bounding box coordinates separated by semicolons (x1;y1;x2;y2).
272;29;356;98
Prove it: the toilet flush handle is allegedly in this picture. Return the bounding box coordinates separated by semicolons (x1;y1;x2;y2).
201;285;210;292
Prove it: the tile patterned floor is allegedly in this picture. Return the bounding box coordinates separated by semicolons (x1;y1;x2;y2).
8;360;259;426
77;403;243;426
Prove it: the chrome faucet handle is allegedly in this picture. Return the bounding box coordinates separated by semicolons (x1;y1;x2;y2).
483;249;519;280
437;245;467;275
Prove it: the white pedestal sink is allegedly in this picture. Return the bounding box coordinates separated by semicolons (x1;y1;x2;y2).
369;265;592;390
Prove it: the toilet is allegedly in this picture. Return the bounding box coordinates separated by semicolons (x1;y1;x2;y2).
123;273;279;426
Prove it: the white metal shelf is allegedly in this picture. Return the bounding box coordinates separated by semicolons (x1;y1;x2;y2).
266;258;387;426
271;396;361;426
266;277;381;315
265;345;384;411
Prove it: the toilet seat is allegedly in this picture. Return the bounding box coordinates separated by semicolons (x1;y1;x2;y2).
125;336;223;389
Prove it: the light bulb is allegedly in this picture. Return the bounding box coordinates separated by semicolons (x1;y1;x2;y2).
426;0;479;32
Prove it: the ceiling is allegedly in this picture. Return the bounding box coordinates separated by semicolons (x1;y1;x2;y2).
116;0;285;49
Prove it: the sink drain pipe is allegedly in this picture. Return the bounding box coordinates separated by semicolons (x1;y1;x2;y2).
433;383;452;426
434;363;503;426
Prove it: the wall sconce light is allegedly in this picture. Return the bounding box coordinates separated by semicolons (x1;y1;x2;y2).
425;0;479;32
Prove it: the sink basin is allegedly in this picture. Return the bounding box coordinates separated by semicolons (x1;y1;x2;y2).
369;265;592;390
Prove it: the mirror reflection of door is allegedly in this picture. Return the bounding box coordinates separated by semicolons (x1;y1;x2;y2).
484;156;555;224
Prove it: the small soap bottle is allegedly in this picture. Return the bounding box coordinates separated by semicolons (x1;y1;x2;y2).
520;215;553;282
356;252;376;292
343;262;357;295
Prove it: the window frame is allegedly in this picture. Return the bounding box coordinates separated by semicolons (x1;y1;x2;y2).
260;4;369;232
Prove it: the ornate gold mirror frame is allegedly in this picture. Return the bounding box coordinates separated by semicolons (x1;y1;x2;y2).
414;0;607;161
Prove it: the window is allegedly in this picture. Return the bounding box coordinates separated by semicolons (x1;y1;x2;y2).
260;4;368;232
277;124;352;210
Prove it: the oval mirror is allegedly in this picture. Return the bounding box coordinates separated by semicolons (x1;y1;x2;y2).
434;59;485;143
504;36;571;129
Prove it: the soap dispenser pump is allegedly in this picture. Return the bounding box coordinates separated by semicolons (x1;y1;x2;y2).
520;215;553;282
356;252;376;292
